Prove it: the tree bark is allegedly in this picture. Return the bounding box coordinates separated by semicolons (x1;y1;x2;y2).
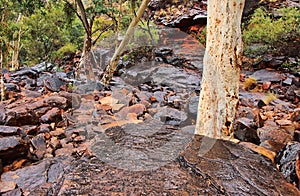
195;0;245;139
100;0;150;85
0;50;6;101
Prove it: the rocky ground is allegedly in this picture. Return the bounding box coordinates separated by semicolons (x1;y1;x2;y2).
1;0;300;195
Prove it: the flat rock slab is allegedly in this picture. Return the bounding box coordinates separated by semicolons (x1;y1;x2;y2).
12;136;298;195
179;135;300;195
0;156;72;195
250;69;285;83
56;137;293;195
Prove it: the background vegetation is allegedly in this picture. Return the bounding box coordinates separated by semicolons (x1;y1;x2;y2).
0;0;143;69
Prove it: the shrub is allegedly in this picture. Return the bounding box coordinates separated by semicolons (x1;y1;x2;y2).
243;7;300;56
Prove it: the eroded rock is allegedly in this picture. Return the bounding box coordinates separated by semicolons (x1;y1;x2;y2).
179;135;300;195
275;142;300;188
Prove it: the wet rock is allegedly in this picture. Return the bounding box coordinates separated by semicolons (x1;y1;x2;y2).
31;134;47;159
38;124;52;134
291;108;300;122
152;65;200;92
1;157;72;194
275;142;300;187
0;126;25;137
30;62;54;73
11;68;37;78
243;0;261;17
235;117;260;144
0;106;6;124
240;141;276;162
154;107;187;126
50;137;61;149
4;83;20;92
188;96;199;117
257;125;293;144
179;135;300;195
260;139;285;153
153;91;166;102
284;77;293;86
43;75;66;92
0;136;28;165
58;91;81;109
250;69;284;83
1;188;22;196
43;96;68;109
5;105;39;126
269;57;285;68
0;181;17;194
40;107;62;123
116;104;146;119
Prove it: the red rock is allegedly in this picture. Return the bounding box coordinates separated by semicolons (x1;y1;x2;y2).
0;136;28;165
0;181;16;194
150;95;157;102
291;108;300;122
31;134;46;159
50;128;65;138
240;142;276;162
95;103;111;112
55;146;73;157
262;81;272;90
21;125;38;135
116;104;146;119
12;159;27;170
43;96;68;109
44;132;51;140
260;140;285;153
50;137;61;149
40;107;61;123
276;119;293;126
73;135;85;143
257;125;293;144
38;124;52;134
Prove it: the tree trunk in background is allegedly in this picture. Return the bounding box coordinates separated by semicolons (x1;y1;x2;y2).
195;0;245;139
80;34;96;81
100;0;150;85
0;50;6;101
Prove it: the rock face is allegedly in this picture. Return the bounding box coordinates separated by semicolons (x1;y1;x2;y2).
5;136;297;195
179;135;300;195
275;142;300;188
0;157;72;195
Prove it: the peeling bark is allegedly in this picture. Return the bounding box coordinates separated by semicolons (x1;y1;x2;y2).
195;0;245;139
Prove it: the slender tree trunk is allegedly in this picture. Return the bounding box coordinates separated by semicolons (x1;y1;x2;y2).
0;50;6;101
11;13;22;70
100;0;150;85
80;34;96;81
195;0;245;139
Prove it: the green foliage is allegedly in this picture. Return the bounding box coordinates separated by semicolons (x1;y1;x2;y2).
282;58;300;72
243;7;300;56
54;43;78;59
20;3;84;66
196;27;207;46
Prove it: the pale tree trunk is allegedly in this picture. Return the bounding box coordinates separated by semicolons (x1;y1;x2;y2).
195;0;245;139
101;0;150;85
0;50;6;101
11;13;22;70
